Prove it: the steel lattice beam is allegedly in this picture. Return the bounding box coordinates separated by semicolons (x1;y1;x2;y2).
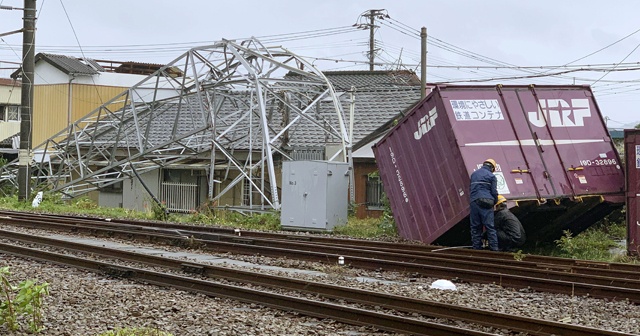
0;38;351;210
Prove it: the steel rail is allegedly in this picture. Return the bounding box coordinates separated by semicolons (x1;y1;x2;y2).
0;241;499;336
3;209;638;275
2;215;640;293
0;230;629;336
1;216;640;305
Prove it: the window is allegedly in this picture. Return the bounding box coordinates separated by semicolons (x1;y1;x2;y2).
102;180;123;193
291;147;324;161
6;106;19;121
365;175;384;209
242;176;261;206
0;105;20;121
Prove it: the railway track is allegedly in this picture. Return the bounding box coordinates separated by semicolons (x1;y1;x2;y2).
5;209;635;273
0;227;630;336
0;210;639;303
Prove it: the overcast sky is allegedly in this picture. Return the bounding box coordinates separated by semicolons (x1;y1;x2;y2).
1;0;638;127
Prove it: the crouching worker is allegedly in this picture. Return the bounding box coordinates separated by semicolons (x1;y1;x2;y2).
494;195;526;252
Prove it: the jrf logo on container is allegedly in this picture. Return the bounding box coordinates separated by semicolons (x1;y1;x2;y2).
528;99;591;127
414;107;437;140
389;146;409;203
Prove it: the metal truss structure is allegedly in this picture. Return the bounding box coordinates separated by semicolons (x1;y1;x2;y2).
1;38;350;210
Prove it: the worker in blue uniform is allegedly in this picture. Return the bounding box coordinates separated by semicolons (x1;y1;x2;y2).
469;158;499;251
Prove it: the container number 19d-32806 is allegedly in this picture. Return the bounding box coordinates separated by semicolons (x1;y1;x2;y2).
579;159;617;166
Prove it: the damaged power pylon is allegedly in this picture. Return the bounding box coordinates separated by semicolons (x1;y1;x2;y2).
0;38;351;211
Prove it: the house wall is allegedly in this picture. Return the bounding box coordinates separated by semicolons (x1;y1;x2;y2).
32;61;181;147
354;160;382;219
33;84;127;146
0;82;21;141
212;165;284;209
216;170;243;206
0;122;19;142
122;170;160;213
0;82;20;104
99;190;124;209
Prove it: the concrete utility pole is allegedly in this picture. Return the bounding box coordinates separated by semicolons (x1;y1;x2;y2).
421;27;427;98
362;9;385;71
18;0;36;201
368;10;375;71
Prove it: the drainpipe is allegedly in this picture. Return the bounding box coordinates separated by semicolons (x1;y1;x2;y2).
348;86;356;204
67;74;75;127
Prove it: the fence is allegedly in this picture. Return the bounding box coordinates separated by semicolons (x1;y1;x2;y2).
160;181;198;213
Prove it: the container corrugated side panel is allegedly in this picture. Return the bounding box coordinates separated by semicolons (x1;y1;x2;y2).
376;84;626;245
625;129;640;255
373;94;468;243
440;85;624;202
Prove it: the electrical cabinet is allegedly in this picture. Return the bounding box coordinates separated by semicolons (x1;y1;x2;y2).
280;160;349;231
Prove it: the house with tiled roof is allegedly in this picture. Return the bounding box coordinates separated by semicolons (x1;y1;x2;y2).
9;46;425;220
86;70;424;218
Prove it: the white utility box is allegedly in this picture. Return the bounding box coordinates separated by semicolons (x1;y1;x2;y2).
280;160;349;231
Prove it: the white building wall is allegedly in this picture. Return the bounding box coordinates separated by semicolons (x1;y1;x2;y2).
34;62;69;84
0;84;20;105
0;83;21;141
34;62;182;102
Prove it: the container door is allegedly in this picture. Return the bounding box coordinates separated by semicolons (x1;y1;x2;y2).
502;87;623;200
528;87;623;197
510;88;569;198
626;129;640;255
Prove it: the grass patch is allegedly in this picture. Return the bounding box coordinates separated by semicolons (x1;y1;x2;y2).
333;216;397;239
545;208;635;262
554;229;618;261
0;195;148;220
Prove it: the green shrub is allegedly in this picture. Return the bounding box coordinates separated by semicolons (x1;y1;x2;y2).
0;267;49;333
150;201;169;221
554;229;617;261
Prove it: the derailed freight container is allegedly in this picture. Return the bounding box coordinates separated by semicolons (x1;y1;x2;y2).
372;85;625;246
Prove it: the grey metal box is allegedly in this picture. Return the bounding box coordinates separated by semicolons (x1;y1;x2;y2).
280;160;349;231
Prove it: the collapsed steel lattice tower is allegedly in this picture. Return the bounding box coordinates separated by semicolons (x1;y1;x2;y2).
3;38;350;210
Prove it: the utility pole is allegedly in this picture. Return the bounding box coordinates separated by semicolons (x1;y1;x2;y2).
368;10;375;71
362;9;385;71
18;0;36;201
420;27;427;98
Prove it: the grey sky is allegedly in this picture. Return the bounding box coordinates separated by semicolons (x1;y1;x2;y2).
1;0;639;127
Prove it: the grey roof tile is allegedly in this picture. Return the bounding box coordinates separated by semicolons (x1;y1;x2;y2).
92;71;422;152
324;70;421;90
36;53;99;76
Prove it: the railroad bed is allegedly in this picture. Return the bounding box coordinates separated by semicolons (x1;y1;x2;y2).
0;211;639;335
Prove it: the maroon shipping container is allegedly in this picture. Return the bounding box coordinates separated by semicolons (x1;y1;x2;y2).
626;129;640;255
373;85;625;245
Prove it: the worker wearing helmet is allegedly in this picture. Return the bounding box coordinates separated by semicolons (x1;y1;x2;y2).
469;158;499;251
494;195;526;252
